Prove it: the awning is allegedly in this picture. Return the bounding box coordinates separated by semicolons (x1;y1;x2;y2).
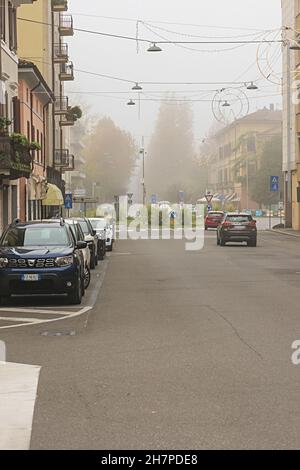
42;183;64;206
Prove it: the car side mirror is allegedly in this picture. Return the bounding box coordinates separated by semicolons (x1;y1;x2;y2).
92;230;97;236
77;241;87;249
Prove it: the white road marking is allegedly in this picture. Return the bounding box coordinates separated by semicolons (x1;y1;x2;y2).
0;307;78;316
0;361;41;450
0;258;109;330
0;306;93;330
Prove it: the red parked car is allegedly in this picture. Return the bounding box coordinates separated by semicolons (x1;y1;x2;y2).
205;211;225;230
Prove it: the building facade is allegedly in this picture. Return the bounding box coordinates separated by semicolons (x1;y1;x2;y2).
282;0;300;229
206;107;282;210
17;0;78;219
0;0;37;233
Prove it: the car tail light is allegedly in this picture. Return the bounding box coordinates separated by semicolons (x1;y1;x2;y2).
222;221;232;227
248;220;257;227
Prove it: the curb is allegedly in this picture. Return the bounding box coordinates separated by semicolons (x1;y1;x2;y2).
268;229;300;239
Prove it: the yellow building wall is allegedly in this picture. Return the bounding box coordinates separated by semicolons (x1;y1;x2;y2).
17;0;52;88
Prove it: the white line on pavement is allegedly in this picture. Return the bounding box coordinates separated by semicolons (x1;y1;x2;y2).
0;306;93;330
0;361;41;450
0;307;78;316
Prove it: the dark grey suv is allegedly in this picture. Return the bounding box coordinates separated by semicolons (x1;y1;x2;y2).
217;213;257;247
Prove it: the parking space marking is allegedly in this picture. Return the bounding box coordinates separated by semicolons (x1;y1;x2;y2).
0;257;109;330
0;305;93;330
0;307;79;316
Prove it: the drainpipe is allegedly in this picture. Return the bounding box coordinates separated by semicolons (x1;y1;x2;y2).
30;80;40;220
43;97;52;172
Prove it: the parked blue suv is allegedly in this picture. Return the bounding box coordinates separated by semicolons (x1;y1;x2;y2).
0;220;87;305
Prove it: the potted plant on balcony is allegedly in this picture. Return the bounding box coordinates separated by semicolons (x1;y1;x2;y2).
0;117;12;137
10;133;41;168
66;105;82;123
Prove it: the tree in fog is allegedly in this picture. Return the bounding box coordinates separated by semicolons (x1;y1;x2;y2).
84;117;137;201
250;134;283;207
146;100;194;201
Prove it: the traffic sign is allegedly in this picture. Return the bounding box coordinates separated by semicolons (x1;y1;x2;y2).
205;192;214;203
73;196;98;204
64;193;73;210
73;188;86;197
270;176;279;192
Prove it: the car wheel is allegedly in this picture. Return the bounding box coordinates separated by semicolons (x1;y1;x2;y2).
68;276;82;305
95;250;98;266
220;237;226;246
248;238;257;247
84;265;91;290
217;236;220;245
205;226;208;231
90;250;96;270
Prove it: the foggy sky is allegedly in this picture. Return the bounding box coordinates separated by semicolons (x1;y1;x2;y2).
66;0;282;148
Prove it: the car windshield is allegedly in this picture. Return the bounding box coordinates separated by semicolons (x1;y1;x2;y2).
0;226;70;247
78;221;90;235
226;215;252;223
90;219;106;229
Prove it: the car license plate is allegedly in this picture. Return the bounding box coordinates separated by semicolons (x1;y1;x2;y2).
21;274;40;282
233;225;246;230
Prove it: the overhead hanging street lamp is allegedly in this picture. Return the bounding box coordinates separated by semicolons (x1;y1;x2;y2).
127;99;136;106
222;100;231;107
147;43;162;52
132;82;143;91
247;81;258;90
289;39;300;50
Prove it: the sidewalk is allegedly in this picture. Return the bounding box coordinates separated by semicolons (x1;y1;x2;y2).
269;228;300;238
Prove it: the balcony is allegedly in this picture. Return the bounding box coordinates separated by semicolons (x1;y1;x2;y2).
0;136;32;179
52;0;68;11
59;14;74;36
53;43;69;64
54;149;75;172
59;116;75;127
54;96;69;115
59;62;74;81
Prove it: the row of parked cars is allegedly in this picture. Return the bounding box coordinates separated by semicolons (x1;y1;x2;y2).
205;211;257;247
0;216;115;305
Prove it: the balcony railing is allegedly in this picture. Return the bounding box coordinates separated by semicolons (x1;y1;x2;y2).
59;62;74;81
52;0;68;12
54;96;69;115
59;14;74;36
53;43;68;64
0;136;32;179
59;116;75;127
54;149;75;172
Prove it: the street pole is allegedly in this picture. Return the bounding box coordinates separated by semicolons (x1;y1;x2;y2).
141;136;146;206
285;42;293;228
246;156;249;211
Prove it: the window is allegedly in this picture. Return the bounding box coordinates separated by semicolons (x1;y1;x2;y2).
26;88;29;103
0;0;6;42
8;2;17;51
41;132;43;164
27;121;30;140
36;129;40;162
32;125;35;160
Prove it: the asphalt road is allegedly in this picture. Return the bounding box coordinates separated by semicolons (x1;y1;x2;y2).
2;230;300;449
